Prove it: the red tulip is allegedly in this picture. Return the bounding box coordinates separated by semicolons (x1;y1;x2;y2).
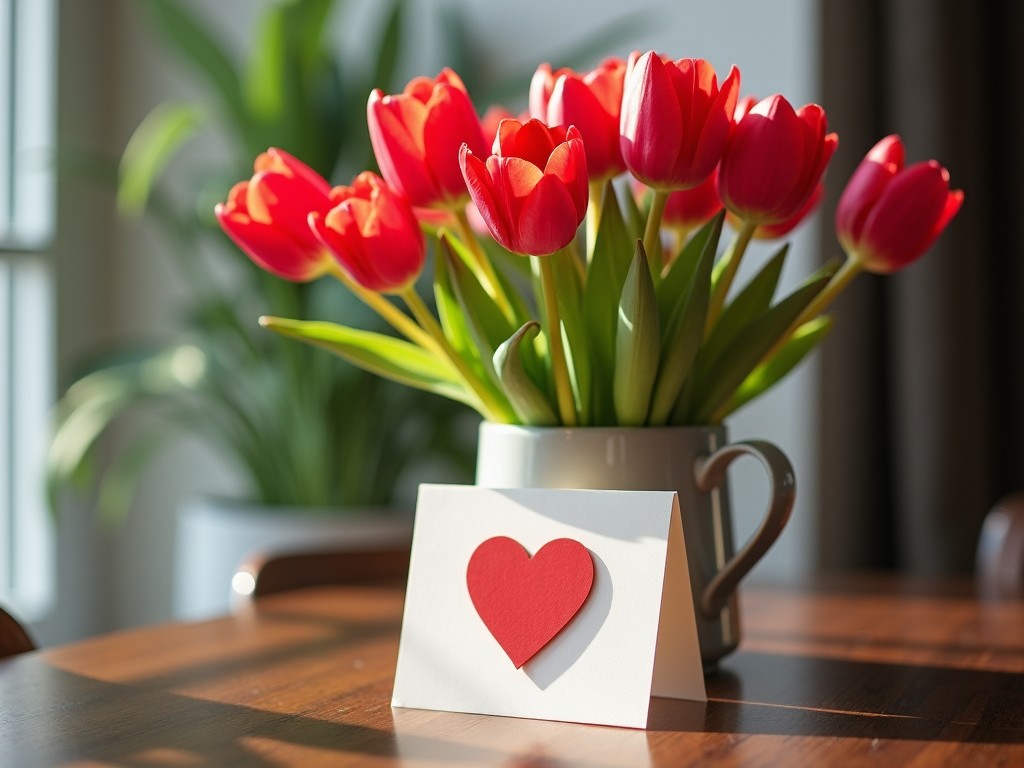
836;135;963;273
619;52;739;190
215;148;333;282
367;68;488;209
726;183;823;240
460;119;588;256
734;94;758;121
530;57;627;181
718;94;838;225
308;172;425;293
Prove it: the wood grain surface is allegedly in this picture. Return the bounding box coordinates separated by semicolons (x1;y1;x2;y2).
1;577;1022;767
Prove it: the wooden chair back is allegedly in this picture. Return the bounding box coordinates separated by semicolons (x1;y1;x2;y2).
233;545;411;605
977;494;1024;598
0;605;35;659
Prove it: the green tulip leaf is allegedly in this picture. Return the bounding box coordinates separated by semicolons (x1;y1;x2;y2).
433;245;492;390
494;322;558;426
584;180;634;422
656;212;724;328
716;316;833;420
614;240;661;425
699;242;788;377
551;247;591;424
438;233;535;393
118;101;204;215
258;316;477;409
442;229;534;329
620;177;647;242
647;213;722;425
688;271;833;424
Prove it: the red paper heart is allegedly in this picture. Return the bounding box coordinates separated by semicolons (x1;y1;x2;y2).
467;536;594;669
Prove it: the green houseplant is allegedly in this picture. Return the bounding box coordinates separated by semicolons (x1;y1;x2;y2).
48;0;479;522
47;0;479;617
47;0;644;617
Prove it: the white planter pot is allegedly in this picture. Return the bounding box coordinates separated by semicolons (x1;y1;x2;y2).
173;497;412;620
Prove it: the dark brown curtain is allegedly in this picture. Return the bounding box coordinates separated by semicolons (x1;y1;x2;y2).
817;0;1024;573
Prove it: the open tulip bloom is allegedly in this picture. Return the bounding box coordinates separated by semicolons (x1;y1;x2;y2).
219;53;963;428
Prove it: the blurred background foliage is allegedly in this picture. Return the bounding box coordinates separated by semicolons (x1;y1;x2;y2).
48;0;645;522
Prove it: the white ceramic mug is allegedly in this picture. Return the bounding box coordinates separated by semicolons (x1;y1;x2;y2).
475;423;795;670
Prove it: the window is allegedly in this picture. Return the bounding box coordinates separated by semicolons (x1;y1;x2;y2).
0;0;56;618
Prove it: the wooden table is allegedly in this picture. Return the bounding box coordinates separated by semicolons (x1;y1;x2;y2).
2;578;1022;767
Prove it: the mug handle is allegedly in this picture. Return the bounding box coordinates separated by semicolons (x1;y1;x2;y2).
692;440;796;618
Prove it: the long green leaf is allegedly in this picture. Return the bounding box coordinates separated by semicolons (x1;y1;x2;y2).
551;247;591;424
440;236;518;376
118;102;204;215
433;243;495;400
698;242;788;377
648;213;722;425
494;322;557;426
584;181;634;422
688;273;833;423
258;316;478;409
717;316;833;420
656;213;723;327
613;241;660;425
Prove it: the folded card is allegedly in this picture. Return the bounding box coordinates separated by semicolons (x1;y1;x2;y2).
391;485;706;729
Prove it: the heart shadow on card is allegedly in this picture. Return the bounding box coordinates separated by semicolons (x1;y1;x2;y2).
522;551;613;690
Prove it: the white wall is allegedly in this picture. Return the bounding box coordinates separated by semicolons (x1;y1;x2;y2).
38;0;820;644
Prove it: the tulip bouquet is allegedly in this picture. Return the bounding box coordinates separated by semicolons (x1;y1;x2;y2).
219;52;962;428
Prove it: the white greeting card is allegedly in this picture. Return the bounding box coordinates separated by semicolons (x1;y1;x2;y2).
391;484;706;729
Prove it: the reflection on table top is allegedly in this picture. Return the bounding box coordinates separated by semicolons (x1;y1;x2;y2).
2;576;1022;767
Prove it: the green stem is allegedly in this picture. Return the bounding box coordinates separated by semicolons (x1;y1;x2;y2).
760;256;864;366
706;220;757;332
642;189;669;275
327;263;436;353
401;287;513;423
453;207;515;323
536;255;577;426
586;181;604;264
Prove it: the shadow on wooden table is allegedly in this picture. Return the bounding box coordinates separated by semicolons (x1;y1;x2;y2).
648;651;1024;744
1;661;510;766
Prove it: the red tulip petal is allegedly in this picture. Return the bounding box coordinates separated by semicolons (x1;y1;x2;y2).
548;75;617;177
422;84;482;204
689;65;740;186
460;146;513;250
719;95;804;221
620;52;683;187
867;134;905;167
529;63;556;121
860;161;952;271
836;137;900;247
368;92;440;206
517;173;580;255
225;181;250;213
221;210;326;282
583;58;626;117
259;148;331;197
245;172;326;251
500;119;558;169
754;183;822;240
